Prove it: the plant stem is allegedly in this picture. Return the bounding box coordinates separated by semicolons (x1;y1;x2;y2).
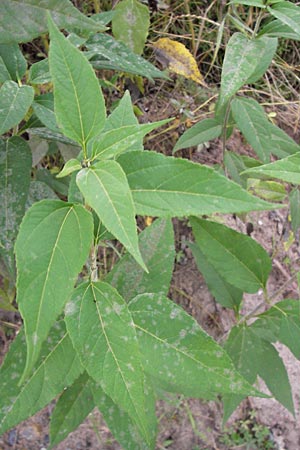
90;244;98;282
221;99;232;166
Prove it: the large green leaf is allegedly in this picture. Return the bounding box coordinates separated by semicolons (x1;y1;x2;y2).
173;118;222;153
76;160;146;270
86;34;166;81
0;81;34;135
32;93;58;132
0;43;27;81
92;379;157;450
0;137;32;278
0;321;83;434
189;242;243;312
268;2;300;38
260;19;300;41
190;217;272;293
65;281;154;446
112;0;150;55
243;152;300;184
117;151;280;216
219;33;276;103
0;0;104;44
106;218;175;301
251;299;300;360
15;200;93;381
48;17;106;151
129;293;262;398
224;324;294;415
49;372;95;449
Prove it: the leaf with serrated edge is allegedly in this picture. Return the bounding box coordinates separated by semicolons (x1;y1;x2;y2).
0;137;32;278
0;81;34;135
191;217;271;293
49;372;95;448
106;218;175;301
0;321;83;434
15;200;93;381
0;0;104;44
92;377;156;450
65;281;152;445
76;160;146;270
117;151;281;217
129;293;263;398
48;16;106;150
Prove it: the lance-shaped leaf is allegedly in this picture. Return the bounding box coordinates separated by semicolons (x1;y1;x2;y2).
129;293;263;398
76;160;146;270
32;93;58;132
0;137;32;278
106;218;175;301
0;321;83;434
57;159;82;178
112;0;150;55
251;299;300;360
0;43;27;81
173;118;222;153
268;2;300;38
86;34;166;81
15;200;93;381
243;152;300;185
0;81;34;135
88;120;170;161
224;324;294;415
191;217;272;293
92;378;157;450
0;0;104;44
28;58;51;85
48;17;106;150
64;281;153;446
49;372;95;449
189;242;243;312
260;19;300;41
290;189;300;234
117;151;280;217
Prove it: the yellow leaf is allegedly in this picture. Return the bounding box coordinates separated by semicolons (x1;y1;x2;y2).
152;38;206;86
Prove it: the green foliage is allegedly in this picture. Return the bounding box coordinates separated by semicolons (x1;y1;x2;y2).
0;0;300;448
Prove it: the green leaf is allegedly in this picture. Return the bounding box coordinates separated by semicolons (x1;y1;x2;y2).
224;324;294;414
289;189;300;234
251;299;300;359
86;34;166;81
219;33;275;102
190;217;272;293
129;293;263;398
247;178;286;202
76;160;146;270
231;97;272;163
0;320;83;434
57;159;82;178
0;43;27;81
189;242;243;312
15;200;93;381
224;151;260;188
173;118;222;153
28;59;51;84
89;120;170;161
0;56;11;82
117;151;281;217
92;379;157;450
48;16;106;150
106;218;175;301
0;137;32;278
243;152;300;184
26;180;58;208
49;372;95;449
260;19;300;40
230;0;266;6
32;93;58;132
0;0;104;44
268;2;300;38
112;0;150;55
0;81;34;135
65;281;153;446
245;37;277;84
29;127;80;146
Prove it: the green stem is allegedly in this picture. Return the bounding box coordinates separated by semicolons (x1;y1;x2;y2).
252;8;265;38
221;99;232;166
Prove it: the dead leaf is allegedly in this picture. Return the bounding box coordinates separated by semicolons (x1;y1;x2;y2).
152;38;207;86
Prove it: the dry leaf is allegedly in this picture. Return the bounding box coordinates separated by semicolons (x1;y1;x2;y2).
152;38;206;86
